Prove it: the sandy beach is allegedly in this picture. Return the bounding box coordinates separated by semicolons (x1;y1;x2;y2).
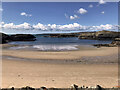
1;1;119;88
2;44;118;88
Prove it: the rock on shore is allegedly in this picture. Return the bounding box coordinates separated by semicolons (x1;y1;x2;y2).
93;38;120;47
1;85;119;90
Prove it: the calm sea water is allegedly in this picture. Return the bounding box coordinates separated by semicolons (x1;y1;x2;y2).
8;35;112;51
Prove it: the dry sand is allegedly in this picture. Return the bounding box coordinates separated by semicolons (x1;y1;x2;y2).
1;45;119;88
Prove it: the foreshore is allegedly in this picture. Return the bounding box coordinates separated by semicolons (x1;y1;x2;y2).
2;44;118;88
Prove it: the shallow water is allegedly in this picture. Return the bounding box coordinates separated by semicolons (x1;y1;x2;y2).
8;36;112;51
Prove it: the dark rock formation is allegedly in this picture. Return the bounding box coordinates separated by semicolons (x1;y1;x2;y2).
78;30;120;40
43;33;79;38
96;30;119;40
0;33;36;44
96;85;104;90
40;87;47;90
0;33;10;44
1;85;119;90
93;38;120;47
78;32;96;39
71;84;78;90
10;34;36;41
21;86;35;90
111;38;120;46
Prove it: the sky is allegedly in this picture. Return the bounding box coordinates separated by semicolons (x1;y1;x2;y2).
0;1;119;34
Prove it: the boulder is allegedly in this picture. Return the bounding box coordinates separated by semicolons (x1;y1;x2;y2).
21;86;35;90
93;44;112;48
111;38;120;46
71;84;78;90
40;86;47;90
115;38;120;41
96;85;104;90
9;34;36;41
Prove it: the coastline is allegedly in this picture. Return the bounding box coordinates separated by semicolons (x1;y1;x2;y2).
1;1;119;88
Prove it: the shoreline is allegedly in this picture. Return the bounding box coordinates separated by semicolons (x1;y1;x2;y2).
2;44;118;62
2;52;118;64
2;44;98;52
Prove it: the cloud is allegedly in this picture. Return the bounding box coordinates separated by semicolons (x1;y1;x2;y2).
1;22;4;24
33;23;47;30
99;0;106;4
21;12;26;16
59;23;82;30
70;15;79;20
77;8;87;14
2;22;32;29
89;4;93;8
15;22;32;29
2;23;14;29
90;24;116;30
20;12;32;17
0;22;118;31
101;11;105;14
0;8;3;11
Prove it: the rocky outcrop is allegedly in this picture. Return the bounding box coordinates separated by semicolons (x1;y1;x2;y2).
39;30;120;40
0;33;10;44
10;34;36;41
111;38;120;46
96;30;119;40
43;33;79;38
93;38;120;47
0;33;36;44
78;32;96;39
78;30;120;40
